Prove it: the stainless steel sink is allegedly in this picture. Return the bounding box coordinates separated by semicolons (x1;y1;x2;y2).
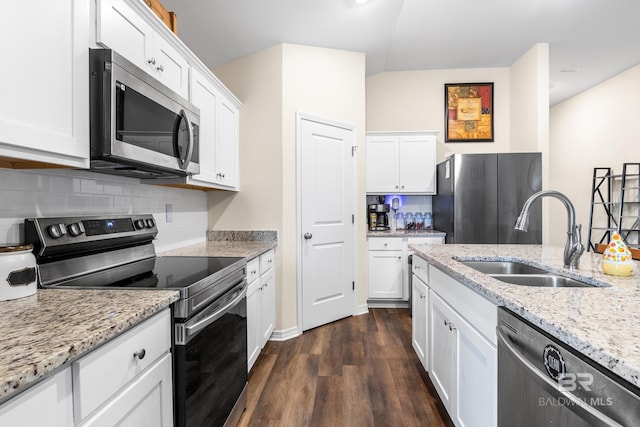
459;260;549;275
456;259;606;288
490;274;595;288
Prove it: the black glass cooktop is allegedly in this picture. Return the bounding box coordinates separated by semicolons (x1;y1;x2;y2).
53;256;244;290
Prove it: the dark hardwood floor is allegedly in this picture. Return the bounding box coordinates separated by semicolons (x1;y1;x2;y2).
238;308;449;427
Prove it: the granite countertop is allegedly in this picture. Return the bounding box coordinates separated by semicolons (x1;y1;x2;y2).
367;229;447;238
160;240;276;259
0;289;179;403
408;244;640;387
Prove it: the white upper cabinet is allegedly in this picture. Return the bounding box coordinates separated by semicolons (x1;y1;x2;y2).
214;96;240;189
96;0;189;98
366;131;438;194
0;0;90;168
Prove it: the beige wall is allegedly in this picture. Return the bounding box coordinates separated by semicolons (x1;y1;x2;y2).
209;44;366;334
208;45;285;327
509;43;551;242
548;64;640;247
365;67;510;162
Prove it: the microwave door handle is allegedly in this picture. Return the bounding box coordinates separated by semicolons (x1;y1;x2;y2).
178;109;195;170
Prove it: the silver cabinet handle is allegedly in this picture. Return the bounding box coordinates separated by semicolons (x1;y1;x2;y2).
133;349;146;360
449;323;456;331
304;232;313;240
157;65;164;72
147;57;156;65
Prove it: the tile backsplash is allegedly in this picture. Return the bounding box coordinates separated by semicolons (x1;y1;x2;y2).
0;168;207;252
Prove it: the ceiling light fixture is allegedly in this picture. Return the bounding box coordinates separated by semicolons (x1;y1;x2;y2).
354;0;370;4
560;67;581;73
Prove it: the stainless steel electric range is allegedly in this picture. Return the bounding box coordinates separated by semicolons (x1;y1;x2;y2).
25;214;248;427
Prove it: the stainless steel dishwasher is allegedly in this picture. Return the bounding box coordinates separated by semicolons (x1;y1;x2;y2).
497;308;640;426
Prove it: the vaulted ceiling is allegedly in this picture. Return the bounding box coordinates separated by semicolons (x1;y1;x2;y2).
162;0;640;105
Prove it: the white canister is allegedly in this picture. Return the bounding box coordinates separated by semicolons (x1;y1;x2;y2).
0;244;37;301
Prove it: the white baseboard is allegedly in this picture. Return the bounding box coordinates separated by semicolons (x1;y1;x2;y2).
269;326;300;342
367;300;409;309
355;304;369;316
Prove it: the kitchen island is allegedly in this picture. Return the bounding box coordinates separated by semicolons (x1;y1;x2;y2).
0;289;179;403
409;243;640;388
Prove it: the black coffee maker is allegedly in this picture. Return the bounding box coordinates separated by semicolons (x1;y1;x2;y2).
368;196;390;231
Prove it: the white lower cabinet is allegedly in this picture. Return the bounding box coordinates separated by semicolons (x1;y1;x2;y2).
0;367;73;426
247;249;276;371
368;236;443;303
426;263;497;427
0;309;172;426
368;237;404;300
411;275;429;370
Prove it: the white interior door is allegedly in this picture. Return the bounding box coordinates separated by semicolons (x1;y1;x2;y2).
299;115;355;331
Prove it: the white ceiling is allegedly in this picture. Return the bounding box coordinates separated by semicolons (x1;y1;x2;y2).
161;0;640;105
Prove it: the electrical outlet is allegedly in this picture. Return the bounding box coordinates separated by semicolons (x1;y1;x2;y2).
165;204;173;223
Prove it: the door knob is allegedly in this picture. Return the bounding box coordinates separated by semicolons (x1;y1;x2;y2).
304;232;313;239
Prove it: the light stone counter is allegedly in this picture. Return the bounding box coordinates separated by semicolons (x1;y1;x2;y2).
160;240;277;260
0;289;179;403
408;244;640;387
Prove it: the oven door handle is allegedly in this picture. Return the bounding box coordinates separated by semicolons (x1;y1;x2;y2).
183;285;246;341
497;326;622;427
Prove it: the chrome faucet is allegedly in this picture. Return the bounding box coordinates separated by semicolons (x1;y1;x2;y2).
514;190;584;270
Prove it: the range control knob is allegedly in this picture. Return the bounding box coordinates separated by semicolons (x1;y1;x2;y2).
146;219;155;228
134;219;146;230
67;222;85;237
47;224;67;239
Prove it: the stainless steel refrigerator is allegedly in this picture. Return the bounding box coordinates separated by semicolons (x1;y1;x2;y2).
433;153;542;244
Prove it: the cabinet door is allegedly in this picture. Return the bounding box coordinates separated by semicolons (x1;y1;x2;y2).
0;0;89;167
453;313;497;427
215;96;240;189
78;353;173;427
189;68;219;185
398;135;436;193
368;250;404;299
97;0;189;99
411;276;429;371
260;270;276;347
429;292;455;414
246;279;261;371
0;368;73;427
366;135;398;193
152;35;190;99
97;0;155;72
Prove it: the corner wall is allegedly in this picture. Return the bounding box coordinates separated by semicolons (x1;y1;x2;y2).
549;64;640;247
209;44;366;334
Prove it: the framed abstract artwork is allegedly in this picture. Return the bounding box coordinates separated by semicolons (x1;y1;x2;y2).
444;82;494;142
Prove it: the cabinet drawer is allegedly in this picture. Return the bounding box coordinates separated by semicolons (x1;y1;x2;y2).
412;255;429;284
247;257;260;284
408;236;444;245
72;309;171;421
368;237;403;251
259;249;275;275
429;266;497;345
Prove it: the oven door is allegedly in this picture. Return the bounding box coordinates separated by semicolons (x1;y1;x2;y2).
174;280;248;427
90;49;200;177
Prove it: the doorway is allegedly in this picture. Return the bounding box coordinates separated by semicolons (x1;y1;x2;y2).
297;113;356;331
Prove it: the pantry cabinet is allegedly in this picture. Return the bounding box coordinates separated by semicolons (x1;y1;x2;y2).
247;249;276;371
0;0;90;169
96;0;189;98
366;131;438;194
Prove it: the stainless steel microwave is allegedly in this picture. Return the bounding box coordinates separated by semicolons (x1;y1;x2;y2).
89;49;200;178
